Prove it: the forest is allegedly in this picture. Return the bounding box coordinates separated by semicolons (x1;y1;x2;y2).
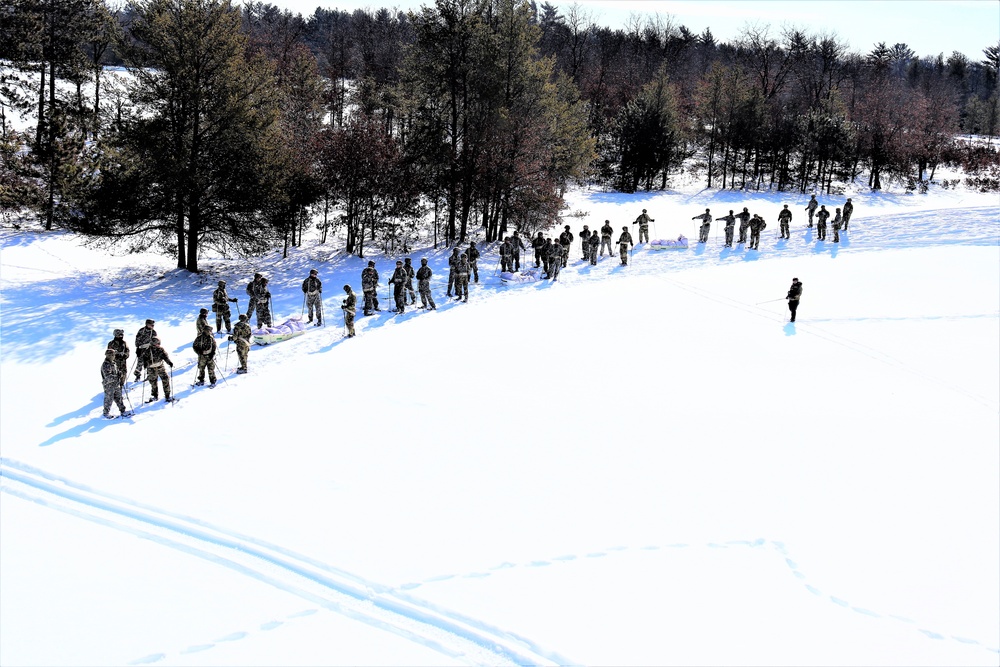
1;0;998;271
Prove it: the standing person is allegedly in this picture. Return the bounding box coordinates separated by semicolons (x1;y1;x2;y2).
600;220;614;256
634;209;654;243
786;277;803;322
692;208;712;244
361;260;380;315
778;204;792;239
716;210;736;247
842;197;854;229
805;194;818;227
531;232;546;268
588;231;600;265
106;328;129;389
736;207;751;244
230;314;252;373
341;285;357;337
302;269;323;325
832;208;843;243
446;247;460;297
196;307;213;335
558;225;574;267
465;243;479;283
245;273;263;320
547;240;563;280
542;238;554;276
212;280;237;334
389;260;408;313
192;328;217;386
748;214;767;250
134;319;157;381
617;226;634;266
579;225;592;260
816;205;829;241
101;349;129;418
416;258;436;310
145;337;173;402
403;257;417;303
455;252;470;302
499;237;514;273
254;278;273;327
510;232;525;271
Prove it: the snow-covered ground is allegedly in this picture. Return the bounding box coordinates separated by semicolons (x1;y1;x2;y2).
1;182;998;666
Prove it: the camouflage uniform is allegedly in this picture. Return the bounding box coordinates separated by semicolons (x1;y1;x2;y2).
253;279;272;327
547;241;563;280
736;209;751;243
389;262;408;313
416;261;436;310
816;206;829;240
145;339;173;401
778;206;792;239
579;226;591;259
588;232;600;264
341;286;357;337
692;209;712;243
500;238;514;273
192;331;217;385
106;330;129;388
749;215;766;250
403;258;417;302
531;233;546;268
805;195;818;227
832;209;843;243
716;212;736;247
245;274;263;320
842;199;854;229
542;239;553;275
196;309;213;335
446;249;460;296
600;221;614;256
634;210;653;243
786;278;803;322
212;281;237;333
134;321;157;381
231;316;252;373
302;272;323;324
101;350;128;417
617;228;634;265
558;227;573;267
510;233;525;271
454;254;470;301
361;263;380;315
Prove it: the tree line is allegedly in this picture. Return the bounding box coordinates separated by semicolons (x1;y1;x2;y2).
1;0;998;272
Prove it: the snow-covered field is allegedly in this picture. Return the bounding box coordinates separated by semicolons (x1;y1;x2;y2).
1;183;998;666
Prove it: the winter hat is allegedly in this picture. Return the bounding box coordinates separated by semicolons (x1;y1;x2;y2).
404;257;412;262
113;329;124;337
145;319;155;326
105;349;116;357
368;260;375;266
396;260;403;265
238;314;247;321
254;272;262;278
343;284;352;291
420;258;428;264
199;308;208;315
310;269;318;275
151;337;161;344
218;280;226;286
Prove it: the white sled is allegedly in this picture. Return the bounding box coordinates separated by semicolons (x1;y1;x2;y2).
500;268;544;283
650;235;689;250
252;317;308;345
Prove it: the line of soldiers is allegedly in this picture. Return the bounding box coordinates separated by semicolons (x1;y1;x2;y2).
690;196;855;249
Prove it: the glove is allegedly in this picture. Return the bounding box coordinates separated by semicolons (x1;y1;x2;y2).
168;362;174;367
266;292;271;298
227;336;233;341
230;298;237;302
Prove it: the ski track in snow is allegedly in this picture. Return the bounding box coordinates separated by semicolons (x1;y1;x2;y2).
0;458;572;667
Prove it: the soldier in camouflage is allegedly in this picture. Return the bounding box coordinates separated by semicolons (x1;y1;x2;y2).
446;248;460;297
230;314;252;373
106;328;129;389
832;208;843;243
454;253;470;302
778;205;792;239
618;226;634;265
748;214;766;250
404;257;417;302
192;329;217;386
786;277;803;322
692;208;712;243
510;232;525;271
361;260;380;315
542;238;554;276
500;237;514;273
101;349;128;418
212;280;238;333
588;230;600;264
145;337;173;402
816;205;830;241
634;209;653;243
341;285;357;337
196;308;213;335
805;194;818;227
600;220;614;256
302;269;323;325
736;207;751;244
558;226;573;267
579;225;591;260
842;198;854;229
547;240;563;280
416;258;436;310
716;210;736;247
245;273;263;320
532;232;546;268
389;260;408;313
134;319;157;381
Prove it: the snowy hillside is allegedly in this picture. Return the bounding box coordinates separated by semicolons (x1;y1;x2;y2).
1;183;998;666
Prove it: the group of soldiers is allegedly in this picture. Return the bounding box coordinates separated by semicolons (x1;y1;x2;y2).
691;196;855;249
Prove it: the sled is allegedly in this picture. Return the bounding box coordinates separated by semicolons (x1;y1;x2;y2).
252;317;308;345
500;268;544;283
650;236;689;250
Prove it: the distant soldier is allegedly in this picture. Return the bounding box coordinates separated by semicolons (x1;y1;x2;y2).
455;253;470;302
634;209;653;243
212;280;238;333
416;258;436;310
778;204;792;239
302;269;323;325
245;273;264;320
716;210;736;247
588;231;600;265
558;225;573;267
547;240;563;280
196;307;213;335
736;207;751;244
542;238;554;276
600;220;614;256
446;247;460;297
361;260;380;315
692;208;712;243
786;277;803;322
510;232;525;271
254;278;273;327
230;314;252;373
832;208;843;243
748;214;767;250
403;257;417;303
842;197;854;229
145;337;173;402
579;225;591;260
192;329;217;386
134;319;157;381
101;349;128;418
805;194;818;227
617;226;634;266
389;260;408;313
816;205;830;241
531;232;546;268
466;243;480;283
106;328;129;389
500;237;514;273
341;285;357;337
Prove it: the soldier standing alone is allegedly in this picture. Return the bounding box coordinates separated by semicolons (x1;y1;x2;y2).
101;349;129;418
302;269;323;325
778;205;792;239
634;209;653;244
842;198;854;229
786;277;803;322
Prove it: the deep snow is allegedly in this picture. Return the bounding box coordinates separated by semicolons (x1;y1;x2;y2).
1;182;998;666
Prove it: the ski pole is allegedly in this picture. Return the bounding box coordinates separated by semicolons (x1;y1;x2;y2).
301;293;305;318
213;360;229;386
319;295;325;327
493;257;500;277
140;371;145;407
756;297;785;305
224;339;231;371
235;299;242;317
123;383;134;414
169;365;175;405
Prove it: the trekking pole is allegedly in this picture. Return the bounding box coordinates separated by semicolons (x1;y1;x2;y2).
123;384;134;414
493;257;500;277
300;293;305;318
756;297;785;305
213;360;229;386
224;339;231;372
235;299;242;317
319;295;325;327
140;372;146;406
169;366;175;405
